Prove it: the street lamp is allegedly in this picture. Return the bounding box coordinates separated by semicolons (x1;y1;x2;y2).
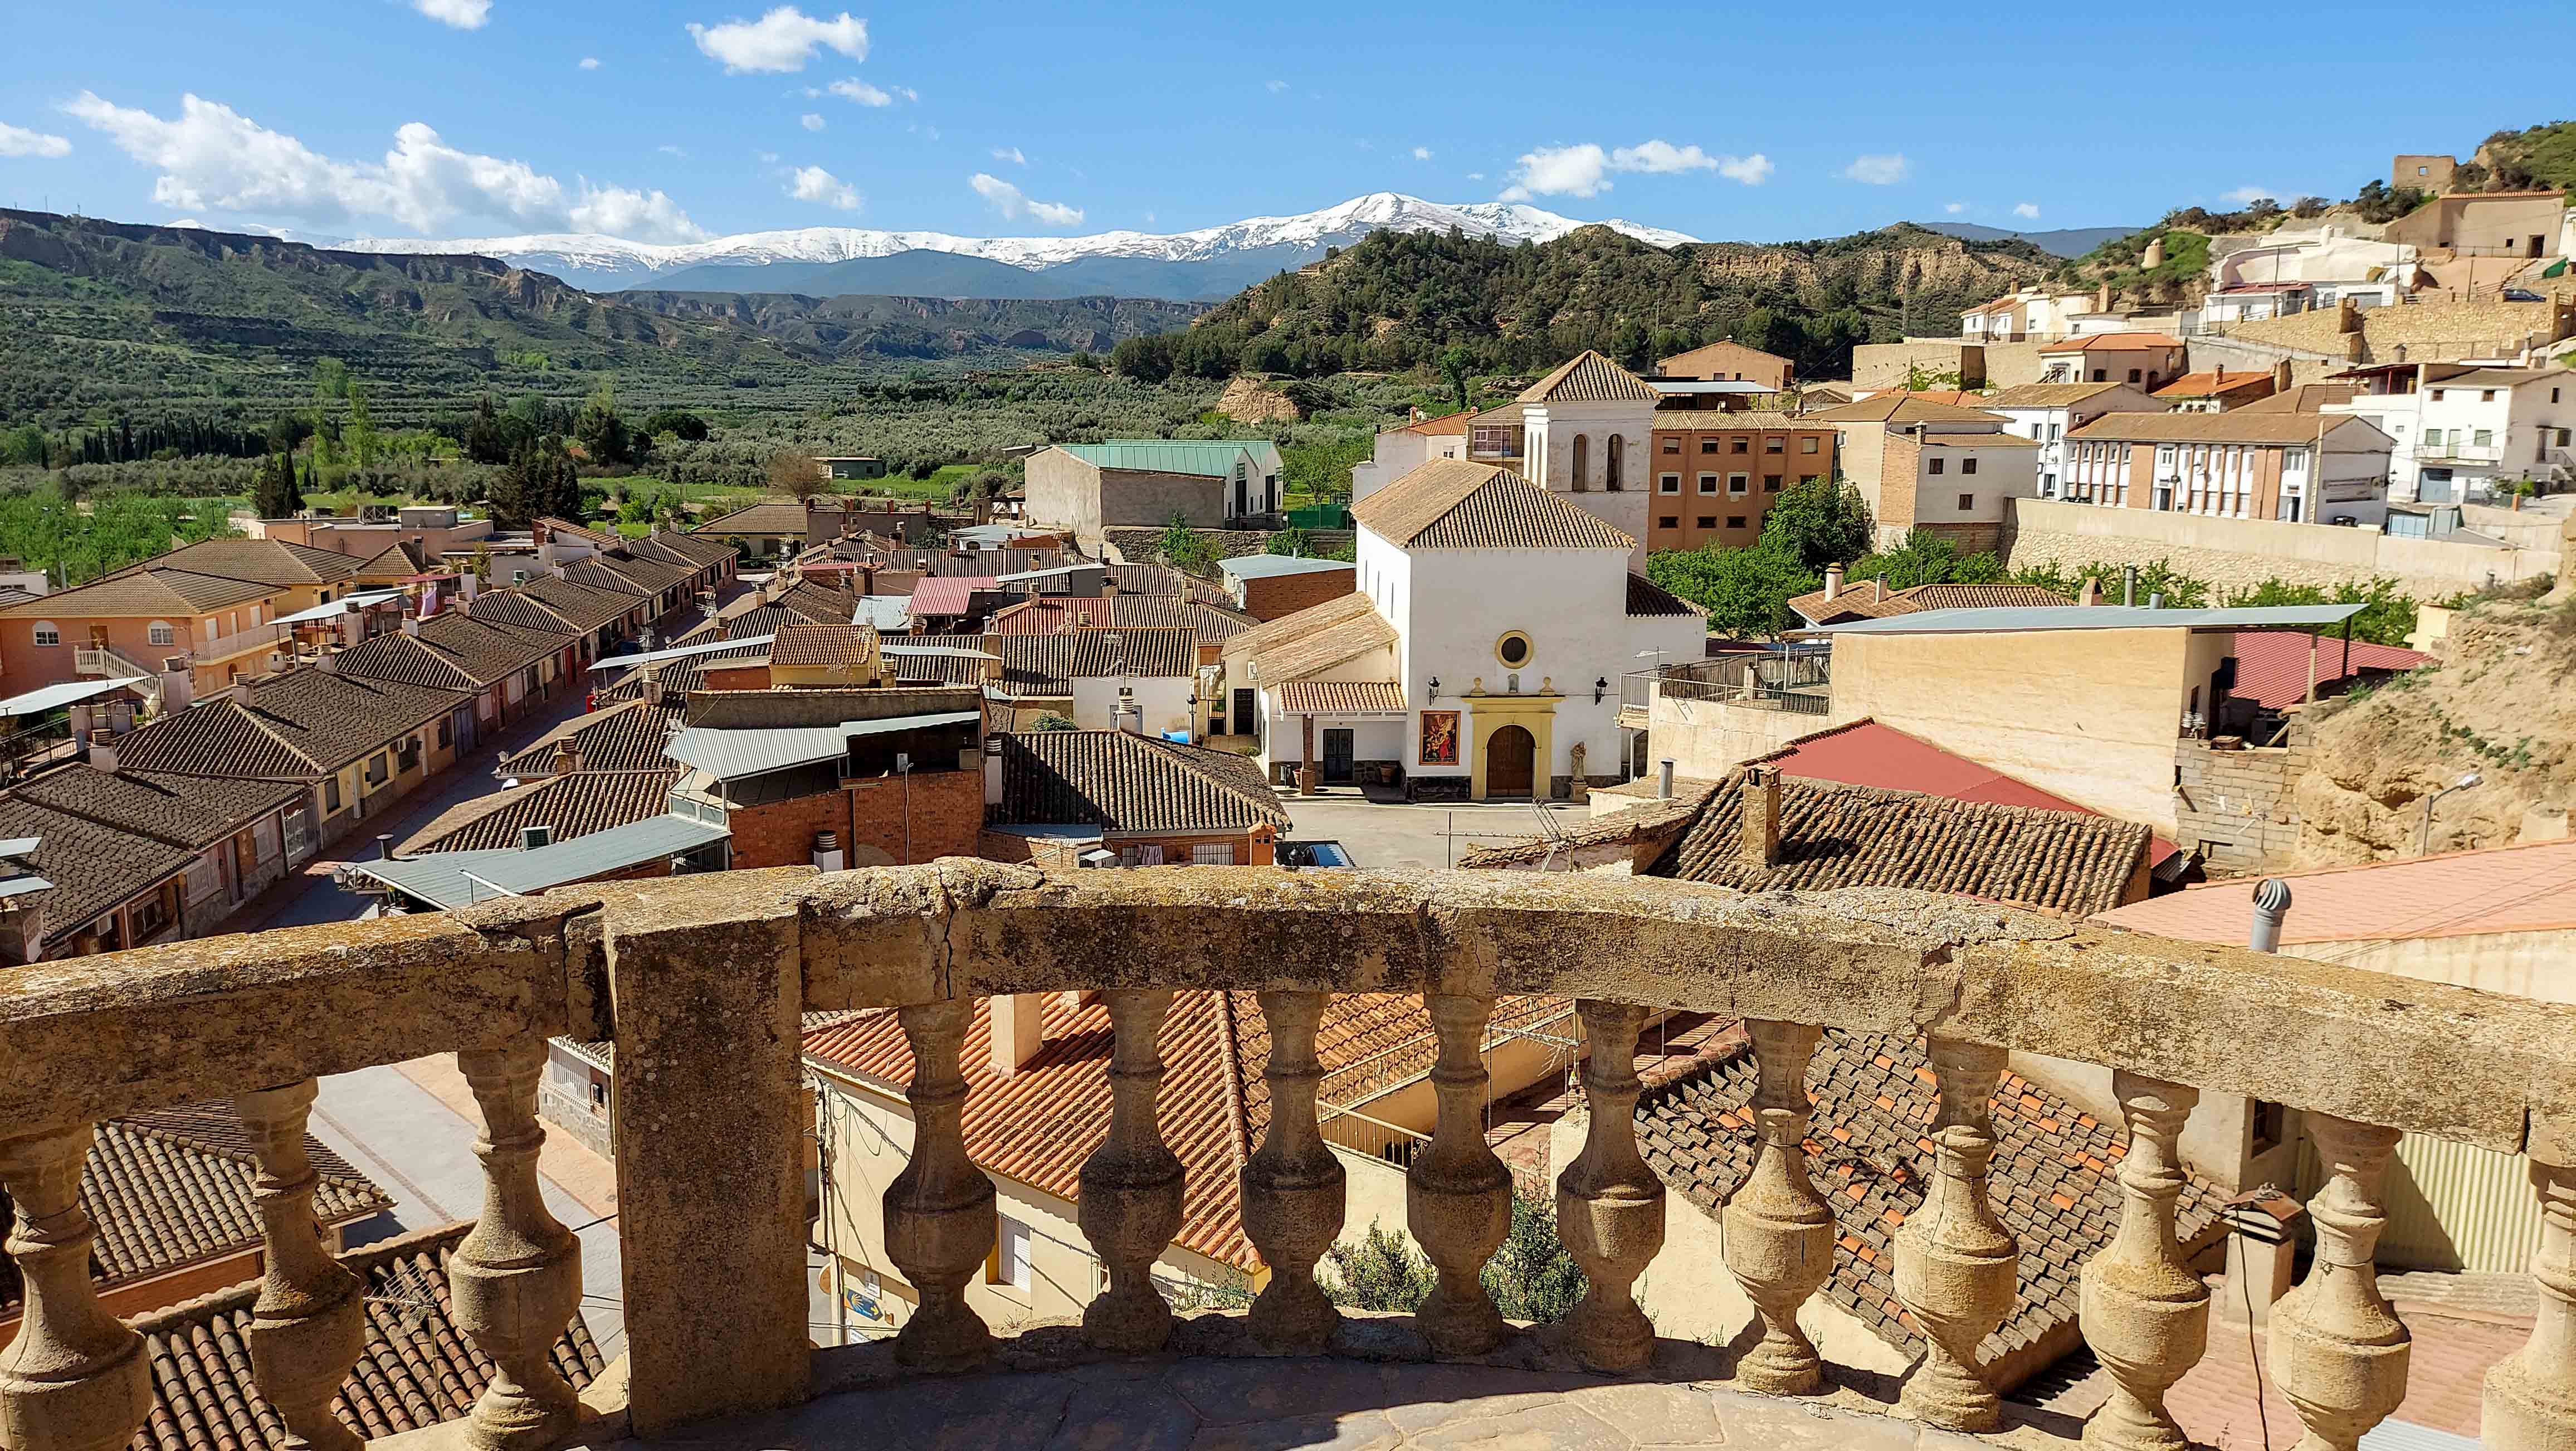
2418;771;2482;856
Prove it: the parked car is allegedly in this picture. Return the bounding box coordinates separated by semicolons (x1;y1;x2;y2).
2502;288;2545;303
1278;840;1354;868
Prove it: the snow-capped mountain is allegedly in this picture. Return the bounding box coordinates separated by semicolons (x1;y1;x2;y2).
319;193;1701;295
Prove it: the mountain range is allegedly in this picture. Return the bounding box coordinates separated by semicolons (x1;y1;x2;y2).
303;193;1706;299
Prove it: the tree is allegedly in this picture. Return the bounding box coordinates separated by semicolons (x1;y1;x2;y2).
251;451;304;519
492;439;581;528
574;382;633;468
640;407;711;442
1153;513;1222;576
345;383;379;469
1849;532;2007;591
950;468;1011;509
1644;539;1818;639
767;449;826;501
1321;1197;1584;1322
462;395;512;465
1439;345;1474;412
1027;712;1079;732
1758;478;1874;574
1266;525;1314;557
1109;334;1177;383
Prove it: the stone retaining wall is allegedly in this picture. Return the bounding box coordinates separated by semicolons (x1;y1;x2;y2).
2003;499;2560;600
2174;720;2312;875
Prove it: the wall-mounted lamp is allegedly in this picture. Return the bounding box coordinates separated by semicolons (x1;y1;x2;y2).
1427;675;1441;700
1593;676;1609;704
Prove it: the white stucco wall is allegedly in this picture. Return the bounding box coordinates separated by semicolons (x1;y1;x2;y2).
1069;674;1195;736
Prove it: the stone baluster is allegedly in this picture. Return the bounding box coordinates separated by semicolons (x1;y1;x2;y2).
0;1125;150;1451
1892;1037;2020;1433
2077;1073;2208;1451
235;1080;368;1451
1556;999;1665;1374
1240;989;1344;1352
1721;1020;1833;1395
451;1039;584;1450
2271;1116;2409;1451
1406;994;1512;1357
2484;1148;2576;1449
884;998;996;1370
1078;989;1185;1352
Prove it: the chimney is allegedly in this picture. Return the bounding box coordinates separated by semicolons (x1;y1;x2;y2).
377;834;397;860
2247;879;2291;953
813;829;845;873
1822;562;1845;598
551;737;582;777
2216;1190;2308;1328
1870;579;1884;603
989;994;1045;1077
2121;565;2138;607
1656;758;1676;800
519;825;552;851
2079;576;2101;607
1115;686;1143;736
1738;765;1782;870
2273;358;2293;393
399;615;420;637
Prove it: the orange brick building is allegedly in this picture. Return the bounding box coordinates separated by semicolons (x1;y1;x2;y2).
1644;411;1838;552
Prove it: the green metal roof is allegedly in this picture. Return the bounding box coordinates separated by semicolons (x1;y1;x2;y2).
1058;441;1276;478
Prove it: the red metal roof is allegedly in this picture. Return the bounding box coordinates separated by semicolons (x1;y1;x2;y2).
906;574;1005;617
2226;631;2431;710
1754;719;2179;865
2094;839;2576;946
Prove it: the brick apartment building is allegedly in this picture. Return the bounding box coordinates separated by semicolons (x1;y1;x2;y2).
1645;410;1838;552
1215;554;1359;621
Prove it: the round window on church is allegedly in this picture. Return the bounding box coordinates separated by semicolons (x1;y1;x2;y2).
1495;631;1533;668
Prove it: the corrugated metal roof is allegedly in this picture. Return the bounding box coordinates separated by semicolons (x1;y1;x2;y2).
0;677;153;715
587;634;775;673
1217;555;1353;581
1055;441;1272;478
1810;603;2365;636
356;814;729;909
663;726;848;780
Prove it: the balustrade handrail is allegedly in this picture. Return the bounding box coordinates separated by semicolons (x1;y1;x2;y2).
4;863;2573;1451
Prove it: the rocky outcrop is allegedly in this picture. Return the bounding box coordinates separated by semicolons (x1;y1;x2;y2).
1216;376;1302;424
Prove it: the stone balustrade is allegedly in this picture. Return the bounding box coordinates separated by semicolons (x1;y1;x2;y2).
3;863;2574;1451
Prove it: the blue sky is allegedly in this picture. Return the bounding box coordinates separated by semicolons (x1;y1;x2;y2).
4;1;2572;245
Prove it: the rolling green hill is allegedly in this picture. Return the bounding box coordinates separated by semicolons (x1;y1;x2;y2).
616;290;1204;361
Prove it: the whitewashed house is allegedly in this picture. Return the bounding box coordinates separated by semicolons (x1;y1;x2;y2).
1222;460;1704;800
2328;363;2576;504
1980;381;2162;499
1461;351;1661;568
1350;409;1471;501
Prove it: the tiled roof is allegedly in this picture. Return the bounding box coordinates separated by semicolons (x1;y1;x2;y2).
883;633;991;687
2224;630;2429;710
1632;1028;2225;1364
769;623;879;669
1273;680;1406;714
1627;573;1704;618
1456;790;1707;868
1806;397;2009;425
1647;409;1809;430
0;797;192;946
2094;838;2576;946
1353;460;1633;551
989;593;1183;634
127;1221;606;1451
1647;769;2152;917
2235;382;2363;412
509;576;640;634
984;629;1196;699
1652;340;1790;378
2152;369;2276;400
994;729;1290;832
462;589;582;636
1518;350;1661;403
694;498;827;536
1220;592;1397;683
559;554;672;598
776;580;861;624
908;576;1007;618
330;615;560;692
0;568;276;620
117;538;363;588
593;641;771;704
399;768;680;854
1982;382;2135;408
1787;580;2074;624
4;765;303;850
639;529;736;567
1385;408;1474;437
349;539;431;577
1;1107;388;1313
113;668;465;780
497;698;678;777
2068;412;2376;446
2045;332;2185;350
802;988;1506;1271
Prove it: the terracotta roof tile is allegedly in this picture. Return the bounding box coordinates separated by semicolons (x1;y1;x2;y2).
126;1222;604;1451
1273;680;1406;714
1634;1029;2226;1364
330;614;561;692
769;623;879;669
0;568;277;620
1518;349;1661;403
4;765;302;850
1807;396;2009;425
497;698;678;777
2095;837;2576;946
1353;461;1633;551
1627;573;1704;618
1982;382;2136;408
2069;412;2374;446
114;538;363;588
994;730;1289;832
507;576;640;635
1220;592;1397;684
1788;580;2072;624
693;498;832;536
0;793;206;935
113;669;465;780
2152;369;2276;400
399;768;680;854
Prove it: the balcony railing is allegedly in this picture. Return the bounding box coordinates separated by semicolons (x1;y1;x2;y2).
3;864;2573;1450
2416;441;2506;464
194;618;293;663
1647;654;1832;715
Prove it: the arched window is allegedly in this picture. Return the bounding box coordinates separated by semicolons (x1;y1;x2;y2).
31;622;61;648
1606;434;1625;491
1570;434;1590;492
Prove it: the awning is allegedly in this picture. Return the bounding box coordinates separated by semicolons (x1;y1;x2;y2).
352;814;730;910
589;634;776;672
0;677;153;717
270;590;407;625
663;710;982;780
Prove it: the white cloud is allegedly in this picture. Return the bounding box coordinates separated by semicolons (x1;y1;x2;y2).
2012;201;2040;220
1943;201;1967;215
1842;153;1909;185
1499;139;1768;199
826;76;913;106
1411;145;1432;161
787;164;859;210
413;0;491;28
0;123;71;159
991;146;1025;165
60;91;706;240
687;7;867;73
969;172;1082;226
1265;79;1288;94
658;143;688;157
800;113;824;131
578;56;601;70
2221;185;2276;205
1465;171;1484;182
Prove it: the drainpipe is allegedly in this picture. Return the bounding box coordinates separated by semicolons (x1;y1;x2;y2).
1656;758;1676;800
2247;879;2291;953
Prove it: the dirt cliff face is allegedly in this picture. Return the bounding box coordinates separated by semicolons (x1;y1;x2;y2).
2295;593;2576;864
